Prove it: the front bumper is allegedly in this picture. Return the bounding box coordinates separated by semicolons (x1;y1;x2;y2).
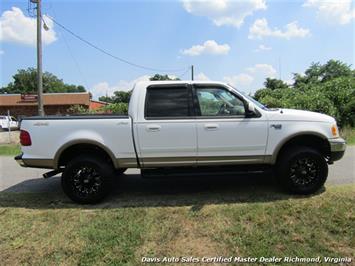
329;138;346;162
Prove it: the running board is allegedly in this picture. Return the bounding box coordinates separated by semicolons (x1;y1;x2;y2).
141;165;271;178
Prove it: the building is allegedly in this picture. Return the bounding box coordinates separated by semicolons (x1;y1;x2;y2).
0;92;107;117
89;100;108;110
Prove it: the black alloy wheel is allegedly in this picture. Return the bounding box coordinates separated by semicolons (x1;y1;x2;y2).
277;146;328;194
62;155;115;204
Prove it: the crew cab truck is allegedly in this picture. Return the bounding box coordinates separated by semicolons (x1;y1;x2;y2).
15;81;346;203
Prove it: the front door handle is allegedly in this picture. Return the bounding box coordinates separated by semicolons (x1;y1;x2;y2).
204;123;219;130
146;125;161;132
271;124;282;130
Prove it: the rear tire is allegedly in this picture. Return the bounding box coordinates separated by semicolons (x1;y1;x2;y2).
276;146;328;195
61;155;115;204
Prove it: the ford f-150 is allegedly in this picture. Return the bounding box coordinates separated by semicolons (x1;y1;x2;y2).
15;81;346;203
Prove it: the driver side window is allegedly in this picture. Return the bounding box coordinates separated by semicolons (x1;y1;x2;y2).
196;87;245;116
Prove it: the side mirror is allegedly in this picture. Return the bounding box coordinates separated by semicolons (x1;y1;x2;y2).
247;102;256;113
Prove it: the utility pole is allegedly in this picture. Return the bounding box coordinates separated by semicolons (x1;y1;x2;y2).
191;65;194;81
33;0;44;116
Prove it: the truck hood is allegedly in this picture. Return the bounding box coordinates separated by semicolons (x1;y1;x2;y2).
266;108;335;123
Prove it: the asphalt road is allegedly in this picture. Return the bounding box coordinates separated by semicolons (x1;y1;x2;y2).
0;147;354;194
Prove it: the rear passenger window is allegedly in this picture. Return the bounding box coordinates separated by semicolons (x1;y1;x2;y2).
145;86;190;118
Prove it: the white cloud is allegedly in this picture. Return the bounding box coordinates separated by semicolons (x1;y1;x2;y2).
303;0;355;25
92;82;113;100
195;72;210;81
223;73;254;87
248;18;310;40
284;79;294;85
182;0;266;27
0;7;57;46
91;75;151;100
181;40;230;56
247;63;277;77
223;63;277;92
254;44;272;52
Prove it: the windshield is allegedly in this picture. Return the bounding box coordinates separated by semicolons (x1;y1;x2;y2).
228;85;269;110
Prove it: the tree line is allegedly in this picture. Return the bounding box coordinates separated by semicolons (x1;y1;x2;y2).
1;61;354;127
0;68;85;94
254;60;354;127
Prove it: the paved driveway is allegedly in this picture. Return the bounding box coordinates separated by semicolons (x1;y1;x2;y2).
0;146;354;193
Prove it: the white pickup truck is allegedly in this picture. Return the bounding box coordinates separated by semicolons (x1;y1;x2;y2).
0;115;19;131
15;81;346;203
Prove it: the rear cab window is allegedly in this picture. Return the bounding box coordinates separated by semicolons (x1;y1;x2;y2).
145;85;192;119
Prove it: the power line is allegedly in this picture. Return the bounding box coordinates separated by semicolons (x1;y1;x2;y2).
59;29;90;91
177;67;191;80
45;6;90;91
45;15;188;73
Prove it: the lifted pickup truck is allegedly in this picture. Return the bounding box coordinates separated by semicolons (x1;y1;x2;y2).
15;81;346;203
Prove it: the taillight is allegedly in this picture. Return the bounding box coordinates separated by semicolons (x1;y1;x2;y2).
20;130;32;146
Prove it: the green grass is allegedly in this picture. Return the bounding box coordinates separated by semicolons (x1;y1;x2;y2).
0;144;21;156
341;127;355;145
0;185;354;265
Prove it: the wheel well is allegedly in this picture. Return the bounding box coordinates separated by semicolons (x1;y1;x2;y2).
57;143;115;168
276;134;330;163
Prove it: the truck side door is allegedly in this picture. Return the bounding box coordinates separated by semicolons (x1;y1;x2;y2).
135;84;197;167
193;84;268;165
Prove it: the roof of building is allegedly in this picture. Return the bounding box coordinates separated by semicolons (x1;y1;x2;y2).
0;92;91;106
89;100;108;110
89;100;108;105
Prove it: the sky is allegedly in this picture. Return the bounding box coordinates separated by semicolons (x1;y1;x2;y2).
0;0;354;99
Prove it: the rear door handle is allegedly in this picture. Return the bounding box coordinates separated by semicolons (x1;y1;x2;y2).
204;123;219;130
146;125;161;132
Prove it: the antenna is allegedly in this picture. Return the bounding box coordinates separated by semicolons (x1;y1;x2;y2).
278;56;282;80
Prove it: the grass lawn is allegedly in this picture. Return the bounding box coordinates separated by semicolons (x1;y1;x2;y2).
0;185;353;265
0;144;21;156
341;127;355;145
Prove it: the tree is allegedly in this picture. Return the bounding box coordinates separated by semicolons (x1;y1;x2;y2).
99;90;131;104
98;95;114;103
264;78;289;90
293;60;353;87
101;103;129;114
149;74;180;81
0;68;86;94
254;60;355;127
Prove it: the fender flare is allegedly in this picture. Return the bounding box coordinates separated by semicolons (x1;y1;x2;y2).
270;131;329;164
53;139;118;169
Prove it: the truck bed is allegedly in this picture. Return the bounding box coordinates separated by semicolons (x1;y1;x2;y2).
22;114;129;120
20;115;136;169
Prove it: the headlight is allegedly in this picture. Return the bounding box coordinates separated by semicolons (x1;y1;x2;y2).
331;124;339;137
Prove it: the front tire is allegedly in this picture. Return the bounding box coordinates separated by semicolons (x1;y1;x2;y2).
61;155;115;204
276;146;328;195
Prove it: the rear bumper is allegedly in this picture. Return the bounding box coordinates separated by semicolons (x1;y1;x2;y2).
14;153;26;167
329;138;346;162
14;153;54;169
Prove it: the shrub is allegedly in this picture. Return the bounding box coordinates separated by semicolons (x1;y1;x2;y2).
101;103;129;114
